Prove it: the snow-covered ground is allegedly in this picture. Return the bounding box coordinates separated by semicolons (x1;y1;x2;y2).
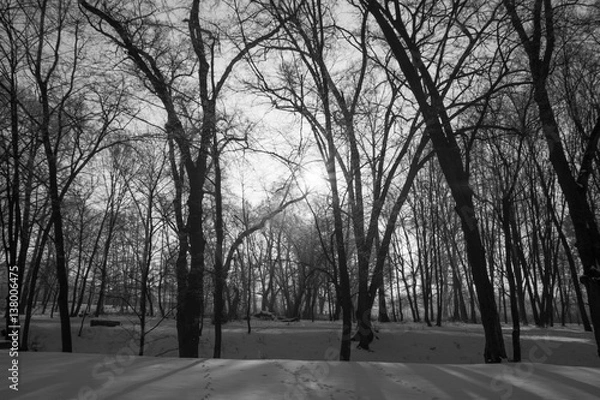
1;316;599;399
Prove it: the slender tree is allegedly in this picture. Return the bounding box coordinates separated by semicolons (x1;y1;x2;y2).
13;0;123;351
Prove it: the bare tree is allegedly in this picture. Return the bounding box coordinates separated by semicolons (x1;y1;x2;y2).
80;0;287;357
503;0;600;356
363;0;508;362
4;0;124;351
120;139;169;355
248;0;429;359
0;0;45;342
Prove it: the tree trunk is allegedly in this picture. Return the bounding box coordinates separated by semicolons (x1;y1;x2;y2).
41;99;72;353
326;136;353;360
378;284;390;323
365;0;506;361
213;140;225;359
22;227;50;351
389;263;398;322
508;207;528;325
502;196;521;362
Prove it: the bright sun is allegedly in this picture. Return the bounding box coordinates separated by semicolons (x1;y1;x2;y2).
298;161;329;194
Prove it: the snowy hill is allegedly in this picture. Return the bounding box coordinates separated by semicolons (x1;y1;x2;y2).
1;351;599;399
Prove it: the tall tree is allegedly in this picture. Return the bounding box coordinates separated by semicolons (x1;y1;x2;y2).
14;0;122;351
363;0;508;362
124;140;169;355
80;0;285;357
503;0;600;356
249;0;429;357
0;0;44;342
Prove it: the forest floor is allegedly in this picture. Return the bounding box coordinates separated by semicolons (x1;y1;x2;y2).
1;315;599;399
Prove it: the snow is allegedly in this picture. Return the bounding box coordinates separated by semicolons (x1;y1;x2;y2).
1;316;599;399
2;352;599;399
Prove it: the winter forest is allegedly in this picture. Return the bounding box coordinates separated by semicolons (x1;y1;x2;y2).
2;0;600;377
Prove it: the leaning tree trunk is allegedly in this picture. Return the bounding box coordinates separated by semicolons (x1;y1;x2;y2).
453;186;506;362
365;0;506;362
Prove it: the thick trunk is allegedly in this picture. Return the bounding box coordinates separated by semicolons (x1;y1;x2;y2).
169;132;197;358
47;168;72;353
40;99;72;352
326;150;353;360
582;279;600;357
378;284;390;323
425;103;505;362
458;199;506;362
175;235;199;358
178;177;205;358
